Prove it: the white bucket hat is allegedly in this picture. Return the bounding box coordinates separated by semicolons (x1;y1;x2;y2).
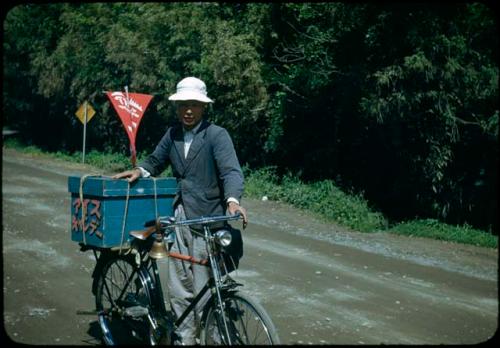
168;77;214;103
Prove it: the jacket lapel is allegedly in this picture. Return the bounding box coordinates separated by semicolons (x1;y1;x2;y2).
171;126;186;172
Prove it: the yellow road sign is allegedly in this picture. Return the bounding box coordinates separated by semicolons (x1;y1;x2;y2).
75;101;96;124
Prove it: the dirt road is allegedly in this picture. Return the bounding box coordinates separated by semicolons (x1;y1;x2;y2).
2;148;498;345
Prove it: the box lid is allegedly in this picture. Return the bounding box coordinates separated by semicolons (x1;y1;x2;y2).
68;175;178;197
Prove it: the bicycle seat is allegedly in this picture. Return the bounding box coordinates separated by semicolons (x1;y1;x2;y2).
129;225;157;240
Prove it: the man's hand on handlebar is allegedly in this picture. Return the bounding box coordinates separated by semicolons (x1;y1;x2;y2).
112;168;141;183
227;201;248;229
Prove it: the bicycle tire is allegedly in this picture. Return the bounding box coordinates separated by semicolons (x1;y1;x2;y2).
95;252;152;345
200;291;280;345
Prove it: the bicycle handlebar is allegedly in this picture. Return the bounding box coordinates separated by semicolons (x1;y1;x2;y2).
155;213;241;229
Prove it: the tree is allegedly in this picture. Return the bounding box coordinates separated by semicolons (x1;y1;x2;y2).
359;3;498;229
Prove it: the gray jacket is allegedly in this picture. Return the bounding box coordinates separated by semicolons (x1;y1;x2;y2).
139;120;244;219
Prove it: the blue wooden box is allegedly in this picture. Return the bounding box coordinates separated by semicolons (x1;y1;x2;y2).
68;175;177;248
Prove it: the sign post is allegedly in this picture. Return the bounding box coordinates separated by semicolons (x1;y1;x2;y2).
75;101;96;164
83;102;87;163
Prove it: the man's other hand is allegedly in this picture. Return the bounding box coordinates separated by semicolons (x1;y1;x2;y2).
111;168;141;183
228;202;248;229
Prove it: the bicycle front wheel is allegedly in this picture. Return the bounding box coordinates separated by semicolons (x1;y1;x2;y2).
201;291;280;345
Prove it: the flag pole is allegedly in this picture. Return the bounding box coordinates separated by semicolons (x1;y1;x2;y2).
124;85;136;167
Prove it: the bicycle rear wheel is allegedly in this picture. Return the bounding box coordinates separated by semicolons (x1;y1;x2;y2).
95;253;151;345
201;291;280;345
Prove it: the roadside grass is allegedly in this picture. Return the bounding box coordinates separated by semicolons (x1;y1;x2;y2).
243;166;387;233
244;167;497;248
3;138;172;176
3;139;497;248
387;219;497;248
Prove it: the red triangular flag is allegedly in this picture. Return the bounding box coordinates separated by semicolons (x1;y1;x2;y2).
106;91;153;166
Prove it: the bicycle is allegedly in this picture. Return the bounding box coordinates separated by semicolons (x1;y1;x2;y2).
81;213;280;345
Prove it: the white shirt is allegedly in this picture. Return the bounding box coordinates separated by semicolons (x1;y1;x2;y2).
183;122;202;158
137;123;239;205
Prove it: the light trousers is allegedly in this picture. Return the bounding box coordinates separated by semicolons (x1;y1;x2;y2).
168;204;211;345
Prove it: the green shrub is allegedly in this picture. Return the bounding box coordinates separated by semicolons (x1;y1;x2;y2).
245;166;387;232
389;219;498;248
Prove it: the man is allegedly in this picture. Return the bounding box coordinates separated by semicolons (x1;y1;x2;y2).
112;77;248;345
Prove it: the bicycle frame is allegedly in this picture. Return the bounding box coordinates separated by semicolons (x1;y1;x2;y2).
92;212;281;345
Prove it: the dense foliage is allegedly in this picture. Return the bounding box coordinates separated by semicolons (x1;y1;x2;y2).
3;3;498;233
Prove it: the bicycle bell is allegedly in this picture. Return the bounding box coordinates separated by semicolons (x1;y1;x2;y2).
149;234;169;259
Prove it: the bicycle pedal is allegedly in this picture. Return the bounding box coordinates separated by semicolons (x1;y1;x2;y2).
124;306;149;318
